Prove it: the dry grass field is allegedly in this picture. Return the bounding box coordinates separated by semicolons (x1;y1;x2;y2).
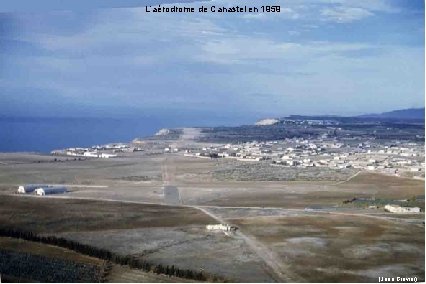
230;214;425;282
339;172;425;199
0;152;424;282
105;265;196;283
0;195;214;233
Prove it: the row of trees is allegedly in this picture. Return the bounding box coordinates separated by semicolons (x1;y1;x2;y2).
0;227;216;282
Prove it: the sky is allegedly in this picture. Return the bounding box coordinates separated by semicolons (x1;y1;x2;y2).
0;0;424;124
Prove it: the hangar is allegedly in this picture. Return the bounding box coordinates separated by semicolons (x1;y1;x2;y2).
34;186;68;196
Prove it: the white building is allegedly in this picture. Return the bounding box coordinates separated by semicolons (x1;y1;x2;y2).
100;153;117;158
384;204;421;213
206;224;237;232
83;151;99;157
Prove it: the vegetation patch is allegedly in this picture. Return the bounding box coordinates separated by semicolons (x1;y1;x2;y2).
0;227;223;282
213;160;356;181
0;250;102;283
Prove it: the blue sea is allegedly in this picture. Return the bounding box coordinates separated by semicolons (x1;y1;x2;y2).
0;115;253;153
0;117;167;153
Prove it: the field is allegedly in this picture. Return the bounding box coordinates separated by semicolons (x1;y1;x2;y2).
340;172;425;199
230;214;424;282
0;150;424;282
0;196;214;233
0;195;275;282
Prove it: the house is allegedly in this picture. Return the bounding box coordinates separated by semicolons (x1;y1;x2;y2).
83;151;99;157
206;224;238;232
384;204;421;213
100;153;117;158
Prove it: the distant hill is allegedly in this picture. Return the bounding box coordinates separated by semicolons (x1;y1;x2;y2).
267;107;425;125
360;108;425;120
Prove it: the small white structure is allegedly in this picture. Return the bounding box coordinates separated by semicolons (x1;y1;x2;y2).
83;151;99;157
384;204;421;213
206;224;237;232
100;153;117;158
35;188;45;196
83;152;117;158
17;186;26;194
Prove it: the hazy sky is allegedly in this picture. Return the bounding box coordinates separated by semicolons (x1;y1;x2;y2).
0;0;424;123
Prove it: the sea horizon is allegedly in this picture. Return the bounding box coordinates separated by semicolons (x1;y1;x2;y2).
0;115;252;153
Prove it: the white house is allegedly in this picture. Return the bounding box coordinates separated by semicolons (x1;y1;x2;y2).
384;204;421;213
206;224;237;232
83;151;99;157
100;153;117;158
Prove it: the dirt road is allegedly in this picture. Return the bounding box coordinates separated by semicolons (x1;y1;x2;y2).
194;205;299;282
160;145;297;282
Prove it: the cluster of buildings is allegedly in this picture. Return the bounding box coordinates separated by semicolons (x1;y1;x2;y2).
281;119;339;126
179;138;424;177
51;143;144;158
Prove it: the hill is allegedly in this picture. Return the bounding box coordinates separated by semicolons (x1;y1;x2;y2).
361;108;424;120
